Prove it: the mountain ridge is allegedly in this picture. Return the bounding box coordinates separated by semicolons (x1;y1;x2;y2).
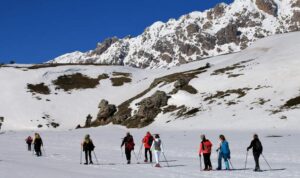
48;0;300;68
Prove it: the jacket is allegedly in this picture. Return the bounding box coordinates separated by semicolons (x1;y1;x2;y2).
199;139;212;154
82;139;95;151
220;140;230;156
121;135;135;151
151;138;164;152
247;138;263;154
142;133;153;149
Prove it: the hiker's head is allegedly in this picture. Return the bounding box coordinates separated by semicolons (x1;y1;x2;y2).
219;134;226;141
253;134;259;139
155;134;160;139
200;134;206;140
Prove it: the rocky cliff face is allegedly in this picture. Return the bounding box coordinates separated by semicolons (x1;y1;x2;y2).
49;0;300;68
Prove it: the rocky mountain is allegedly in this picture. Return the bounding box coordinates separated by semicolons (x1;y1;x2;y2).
48;0;300;68
1;31;300;130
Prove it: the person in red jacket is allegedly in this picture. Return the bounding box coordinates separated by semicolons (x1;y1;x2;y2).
142;132;153;162
121;132;135;164
199;134;213;171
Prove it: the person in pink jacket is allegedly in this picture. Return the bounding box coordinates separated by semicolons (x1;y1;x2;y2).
199;134;213;171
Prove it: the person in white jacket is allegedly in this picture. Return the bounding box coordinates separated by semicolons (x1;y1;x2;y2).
151;134;164;167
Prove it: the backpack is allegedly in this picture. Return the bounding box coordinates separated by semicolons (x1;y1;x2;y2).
148;136;154;146
255;140;263;153
154;139;162;151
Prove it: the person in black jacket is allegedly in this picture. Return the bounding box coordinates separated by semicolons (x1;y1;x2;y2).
33;133;43;156
121;132;135;164
247;134;263;171
82;134;95;165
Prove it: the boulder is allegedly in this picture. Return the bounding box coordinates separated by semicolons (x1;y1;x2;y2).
255;0;278;17
135;91;170;123
96;99;117;122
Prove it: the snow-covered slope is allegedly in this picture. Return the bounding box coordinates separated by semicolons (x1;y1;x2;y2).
49;0;300;68
1;31;300;131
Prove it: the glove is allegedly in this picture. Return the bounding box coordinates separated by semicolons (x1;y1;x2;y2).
247;148;249;151
199;154;201;157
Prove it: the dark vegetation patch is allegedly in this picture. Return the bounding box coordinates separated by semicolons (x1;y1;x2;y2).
110;77;132;86
204;88;252;101
163;105;185;114
27;83;51;95
271;95;300;114
283;96;300;108
112;72;131;77
266;135;283;138
254;85;272;90
53;73;108;91
26;63;121;70
252;98;271;105
228;74;243;78
211;59;254;76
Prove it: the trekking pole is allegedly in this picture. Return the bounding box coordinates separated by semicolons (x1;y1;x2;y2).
261;154;272;170
162;152;169;167
121;147;124;158
92;151;100;165
133;150;140;164
244;151;248;170
42;146;46;156
137;143;143;160
80;146;82;164
199;155;202;171
229;159;234;170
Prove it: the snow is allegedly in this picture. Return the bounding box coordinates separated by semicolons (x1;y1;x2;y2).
47;0;300;69
1;31;300;131
0;127;299;178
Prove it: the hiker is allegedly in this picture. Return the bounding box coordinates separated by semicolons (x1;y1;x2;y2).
199;134;213;171
151;134;164;167
121;132;135;164
216;134;231;170
33;133;43;156
25;136;33;151
247;134;263;171
142;131;153;163
81;134;95;165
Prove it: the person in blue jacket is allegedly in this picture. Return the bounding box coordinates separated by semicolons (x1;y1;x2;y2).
216;134;231;170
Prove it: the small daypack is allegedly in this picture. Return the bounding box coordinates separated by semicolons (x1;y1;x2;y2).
148;136;154;146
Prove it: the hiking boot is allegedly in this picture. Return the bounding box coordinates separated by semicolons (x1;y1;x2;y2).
84;163;88;165
89;161;93;164
155;164;161;168
127;160;131;164
144;160;148;163
216;167;221;170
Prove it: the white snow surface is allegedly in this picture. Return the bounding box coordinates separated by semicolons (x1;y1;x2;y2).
0;127;299;178
1;31;300;131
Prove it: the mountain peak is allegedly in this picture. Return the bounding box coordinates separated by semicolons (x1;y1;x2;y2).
49;0;300;68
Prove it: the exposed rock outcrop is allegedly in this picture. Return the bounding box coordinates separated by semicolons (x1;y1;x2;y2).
255;0;278;17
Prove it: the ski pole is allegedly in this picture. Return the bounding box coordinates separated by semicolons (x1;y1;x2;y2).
261;154;272;170
42;146;46;156
121;147;124;159
92;151;100;165
137;143;143;160
162;152;169;167
199;155;202;171
80;146;82;164
244;151;248;170
133;150;139;163
229;159;234;170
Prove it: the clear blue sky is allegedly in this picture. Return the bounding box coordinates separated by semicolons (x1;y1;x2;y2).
0;0;233;64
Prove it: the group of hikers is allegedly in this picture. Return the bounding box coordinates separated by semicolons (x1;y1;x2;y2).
198;134;263;171
25;132;265;171
25;133;44;156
